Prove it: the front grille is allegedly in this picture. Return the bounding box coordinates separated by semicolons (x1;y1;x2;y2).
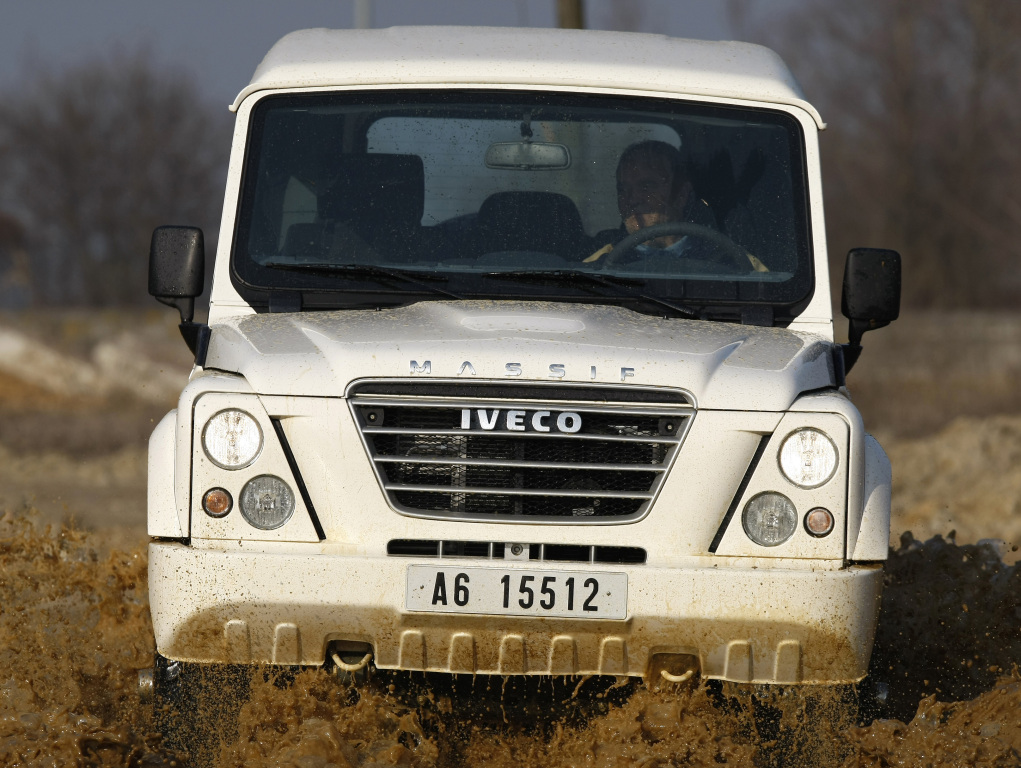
351;383;693;523
387;539;647;564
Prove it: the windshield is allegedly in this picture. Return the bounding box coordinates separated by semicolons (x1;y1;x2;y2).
233;90;812;322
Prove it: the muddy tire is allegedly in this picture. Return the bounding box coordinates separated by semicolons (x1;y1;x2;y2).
710;681;860;768
152;653;251;767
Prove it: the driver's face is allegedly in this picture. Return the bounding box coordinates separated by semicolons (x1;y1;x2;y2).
617;155;688;236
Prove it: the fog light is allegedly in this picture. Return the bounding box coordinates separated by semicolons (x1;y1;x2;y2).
202;488;233;518
804;507;835;537
742;492;797;547
202;409;263;470
239;474;295;530
778;428;837;488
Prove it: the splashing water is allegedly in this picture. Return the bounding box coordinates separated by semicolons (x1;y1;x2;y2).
1;512;1019;767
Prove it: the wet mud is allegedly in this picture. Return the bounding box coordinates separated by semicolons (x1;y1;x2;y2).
1;512;1019;767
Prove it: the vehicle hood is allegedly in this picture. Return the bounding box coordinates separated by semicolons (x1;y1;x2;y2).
203;301;835;411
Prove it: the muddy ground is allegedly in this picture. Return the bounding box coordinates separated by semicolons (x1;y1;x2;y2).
0;309;1019;766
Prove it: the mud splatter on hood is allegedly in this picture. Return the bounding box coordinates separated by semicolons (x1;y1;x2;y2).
204;302;835;410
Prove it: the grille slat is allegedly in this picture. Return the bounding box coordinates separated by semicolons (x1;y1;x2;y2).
362;427;680;444
351;385;692;523
383;483;656;499
374;455;666;472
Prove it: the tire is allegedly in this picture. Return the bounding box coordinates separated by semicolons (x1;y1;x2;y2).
710;681;860;768
152;653;251;767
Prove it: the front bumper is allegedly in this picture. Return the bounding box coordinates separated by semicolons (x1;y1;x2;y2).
149;542;882;684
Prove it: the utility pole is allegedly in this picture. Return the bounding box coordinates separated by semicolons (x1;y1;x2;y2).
557;0;585;29
354;0;372;29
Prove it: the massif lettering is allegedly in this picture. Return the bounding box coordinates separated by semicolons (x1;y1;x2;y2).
410;360;636;381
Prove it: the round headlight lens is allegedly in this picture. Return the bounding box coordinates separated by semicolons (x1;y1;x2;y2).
742;492;797;547
203;409;263;469
239;475;295;530
778;428;838;488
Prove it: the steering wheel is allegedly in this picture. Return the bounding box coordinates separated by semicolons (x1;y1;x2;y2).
602;221;749;272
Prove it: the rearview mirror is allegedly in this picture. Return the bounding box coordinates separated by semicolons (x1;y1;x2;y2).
485;141;571;170
841;247;901;372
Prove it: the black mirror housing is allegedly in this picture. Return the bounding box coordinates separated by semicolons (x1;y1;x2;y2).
149;225;209;362
840;248;901;373
842;248;901;326
149;226;205;322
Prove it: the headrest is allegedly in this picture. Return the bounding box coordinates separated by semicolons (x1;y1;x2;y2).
478;191;584;257
320;153;425;230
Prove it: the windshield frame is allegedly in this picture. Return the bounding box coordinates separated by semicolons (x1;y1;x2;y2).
229;88;815;323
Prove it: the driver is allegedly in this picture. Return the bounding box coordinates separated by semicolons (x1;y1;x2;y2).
586;140;766;271
586;140;715;262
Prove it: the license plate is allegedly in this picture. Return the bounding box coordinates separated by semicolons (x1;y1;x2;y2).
405;565;628;619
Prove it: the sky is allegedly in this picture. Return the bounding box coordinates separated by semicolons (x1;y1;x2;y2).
0;1;745;108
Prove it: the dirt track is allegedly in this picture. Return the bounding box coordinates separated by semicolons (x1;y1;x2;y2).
0;310;1019;765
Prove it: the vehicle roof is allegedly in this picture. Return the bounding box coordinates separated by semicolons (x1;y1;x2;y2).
231;26;824;126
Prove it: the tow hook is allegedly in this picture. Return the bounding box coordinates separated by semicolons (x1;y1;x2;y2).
660;668;695;683
330;649;374;685
332;651;372;672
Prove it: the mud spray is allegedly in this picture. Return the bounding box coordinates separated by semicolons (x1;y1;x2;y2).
1;511;1019;767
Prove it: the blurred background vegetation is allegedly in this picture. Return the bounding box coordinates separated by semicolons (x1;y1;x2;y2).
1;0;1018;311
0;0;1016;550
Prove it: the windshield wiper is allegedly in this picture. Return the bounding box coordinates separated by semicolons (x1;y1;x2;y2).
264;262;463;300
484;270;700;319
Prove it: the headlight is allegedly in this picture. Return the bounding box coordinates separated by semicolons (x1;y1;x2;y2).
742;492;797;547
778;428;837;488
202;409;263;469
239;475;295;530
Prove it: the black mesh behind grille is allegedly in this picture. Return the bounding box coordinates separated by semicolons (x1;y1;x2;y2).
387;539;646;564
393;491;645;518
353;390;691;522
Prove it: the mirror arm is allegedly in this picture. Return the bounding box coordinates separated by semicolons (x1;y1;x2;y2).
153;295;209;363
155;296;195;325
842;317;893;374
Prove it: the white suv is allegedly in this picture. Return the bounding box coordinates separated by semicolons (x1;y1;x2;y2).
143;25;899;734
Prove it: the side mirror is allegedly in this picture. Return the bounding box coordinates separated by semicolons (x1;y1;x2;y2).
841;247;901;372
149;225;205;321
149;225;208;360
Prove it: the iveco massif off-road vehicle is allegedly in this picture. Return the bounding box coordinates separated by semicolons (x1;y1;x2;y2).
143;26;900;732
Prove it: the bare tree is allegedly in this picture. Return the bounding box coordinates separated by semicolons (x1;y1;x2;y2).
557;0;586;29
739;0;1021;309
598;0;647;32
0;51;231;306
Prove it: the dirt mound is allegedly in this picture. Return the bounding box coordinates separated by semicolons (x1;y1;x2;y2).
883;415;1021;560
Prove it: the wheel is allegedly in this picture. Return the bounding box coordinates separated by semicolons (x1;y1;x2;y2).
153;653;251;767
602;221;749;272
709;681;860;768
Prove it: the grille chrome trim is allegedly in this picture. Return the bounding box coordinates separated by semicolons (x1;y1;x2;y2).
363;427;679;444
350;381;693;524
383;484;657;499
346;378;696;407
374;456;667;472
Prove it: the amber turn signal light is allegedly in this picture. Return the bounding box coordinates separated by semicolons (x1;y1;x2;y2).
203;488;233;518
804;507;834;537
